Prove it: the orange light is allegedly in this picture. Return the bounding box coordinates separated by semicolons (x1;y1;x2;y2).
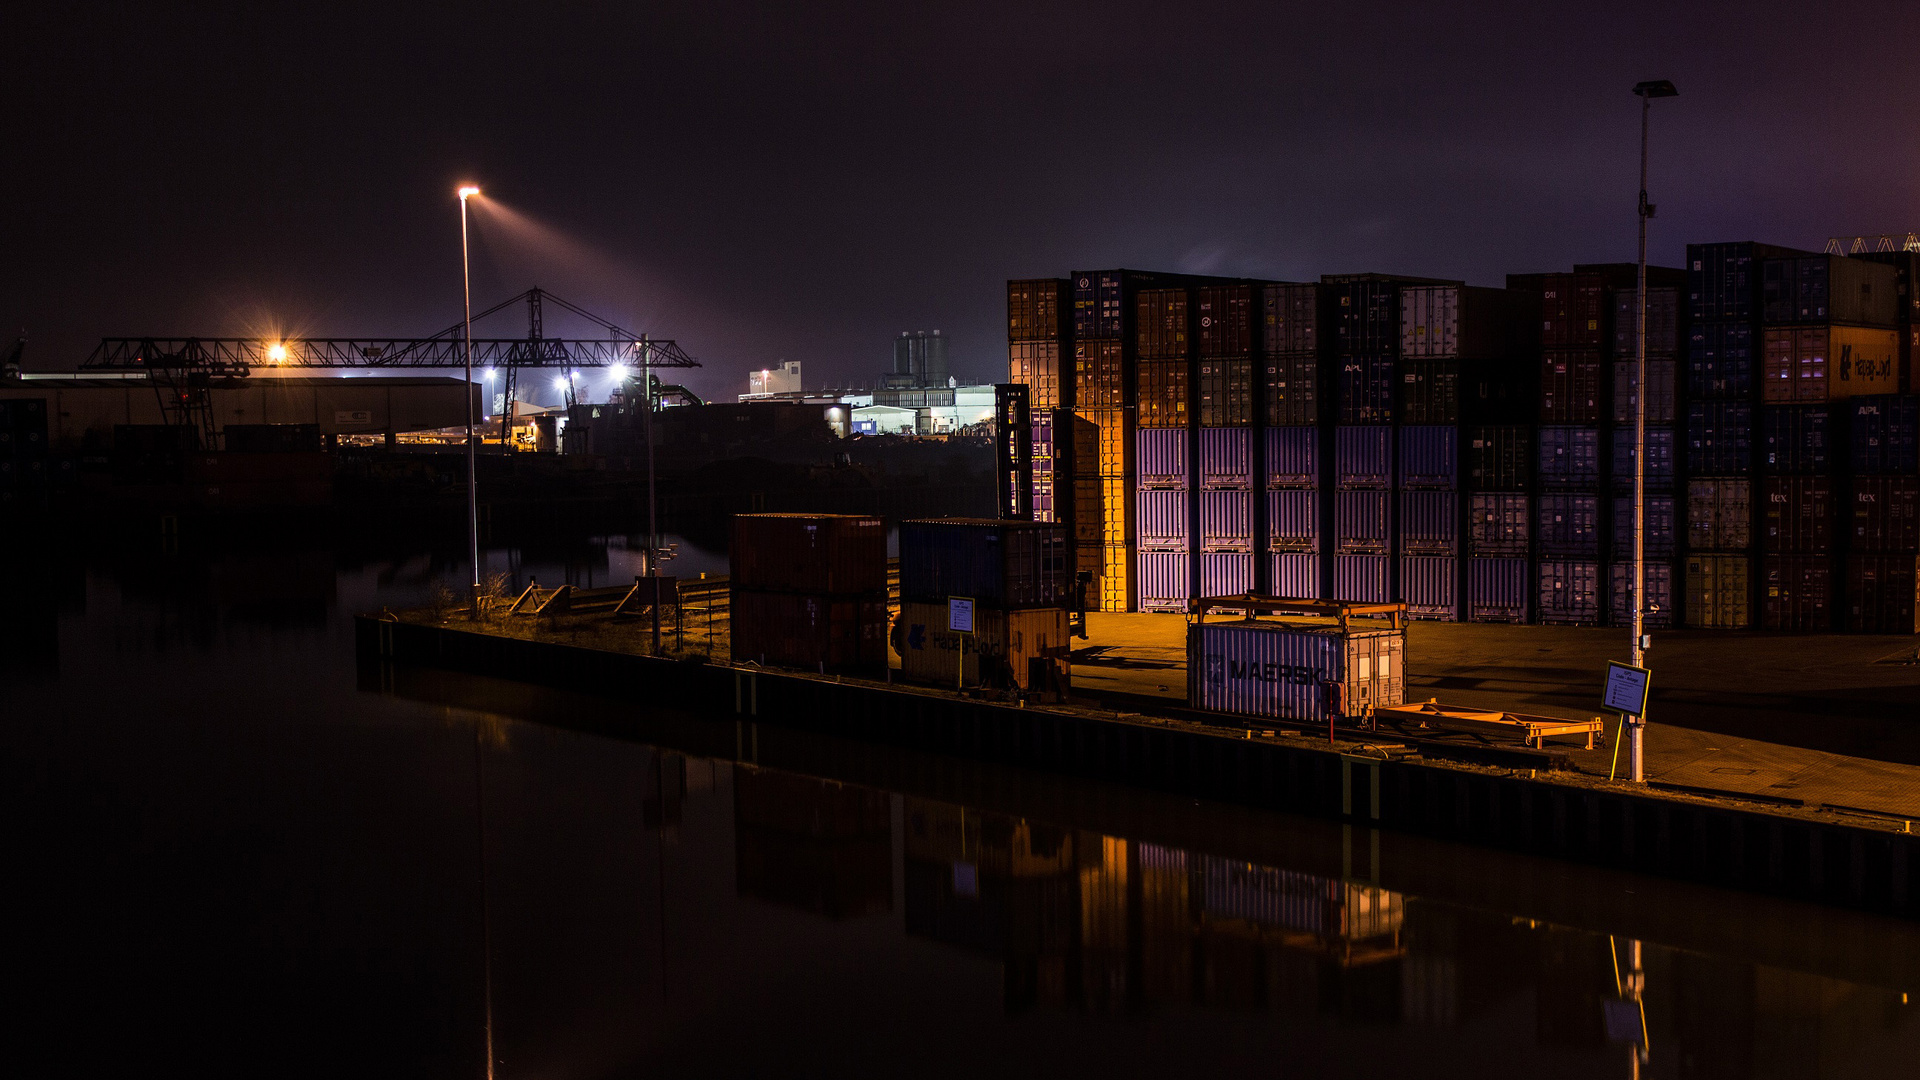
266;342;288;363
458;185;480;199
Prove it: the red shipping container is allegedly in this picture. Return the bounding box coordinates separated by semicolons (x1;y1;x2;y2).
1761;476;1832;554
1762;554;1832;631
730;591;890;671
1196;285;1255;357
1847;555;1920;633
1852;475;1920;553
1527;272;1606;348
1540;350;1605;423
731;514;888;595
1137;289;1189;360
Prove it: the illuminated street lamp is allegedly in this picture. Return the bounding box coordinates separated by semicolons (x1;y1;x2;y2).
266;342;288;364
1627;80;1676;785
459;185;482;619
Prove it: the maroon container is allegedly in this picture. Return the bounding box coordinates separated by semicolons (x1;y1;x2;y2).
730;591;890;671
1852;475;1920;553
731;514;888;595
1761;554;1832;632
1197;285;1255;357
1846;554;1920;633
1762;476;1832;554
1540;350;1605;423
1137;289;1189;360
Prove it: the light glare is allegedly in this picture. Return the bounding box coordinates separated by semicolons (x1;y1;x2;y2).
608;364;628;381
458;185;480;198
266;342;288;363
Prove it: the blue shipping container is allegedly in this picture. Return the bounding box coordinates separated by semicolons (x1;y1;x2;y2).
1137;550;1191;612
1199;427;1254;488
1334;425;1393;488
1136;428;1188;489
1687;320;1756;399
1137;488;1189;548
1199;489;1253;551
1536;493;1601;556
1201;552;1254;598
1268;553;1320;598
1335;490;1391;552
1336;356;1396;424
1468;557;1529;622
1266;488;1320;551
898;519;1071;607
1537;559;1603;625
1332;554;1390;603
1538;426;1603;489
1850;394;1920;473
1610;494;1677;557
1398;489;1459;554
1610;427;1675;492
1400;555;1459;620
1761;404;1835;474
1687;401;1754;476
1467;492;1530;555
1398;425;1458;489
1609;561;1675;628
1265;426;1319;488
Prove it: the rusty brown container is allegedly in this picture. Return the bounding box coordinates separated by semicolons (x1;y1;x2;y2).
730;513;888;595
729;591;890;672
1007;279;1068;343
1137;289;1190;360
1761;476;1832;554
1137;361;1190;429
1540;349;1605;423
1074;340;1125;408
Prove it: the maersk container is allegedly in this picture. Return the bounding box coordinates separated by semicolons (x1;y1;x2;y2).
1267;488;1320;551
1398;425;1458;489
1399;357;1459;424
1538;426;1602;489
1686;554;1752;629
1199;427;1253;488
1265;426;1319;488
1759;255;1897;327
1687;321;1755;399
1612;286;1682;357
1686;479;1752;552
1686;402;1754;476
1400;284;1519;359
1540;350;1605;423
1537;559;1602;625
1136;429;1189;489
1335;490;1391;552
1611;357;1677;425
1610;427;1675;492
1467;492;1530;555
1199;489;1253;552
1465;426;1531;491
1187;618;1405;722
1331;554;1390;603
1334;425;1393;489
1395;490;1456;555
1761;554;1833;632
1263;353;1319;426
1400;555;1459;620
1136;489;1190;549
1336;355;1396;423
897;518;1072;608
1846;554;1920;633
1262;283;1319;355
1761;476;1832;554
732;513;889;595
1610;494;1677;557
1328;279;1403;356
1761;404;1836;474
1467;557;1529;622
1137;550;1191;613
1608;561;1675;628
1688;241;1815;322
1849;394;1920;473
1536;494;1601;556
1852;475;1920;552
1268;553;1320;598
1200;552;1254;598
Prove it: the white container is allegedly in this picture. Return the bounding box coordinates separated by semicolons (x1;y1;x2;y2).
1187;619;1404;721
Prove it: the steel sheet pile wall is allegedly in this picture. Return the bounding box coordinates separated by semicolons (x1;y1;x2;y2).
1849;394;1920;631
896;518;1072;689
731;514;890;672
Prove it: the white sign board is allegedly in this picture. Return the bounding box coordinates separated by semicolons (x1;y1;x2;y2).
948;596;974;635
1603;662;1651;717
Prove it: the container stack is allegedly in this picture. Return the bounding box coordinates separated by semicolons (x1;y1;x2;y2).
1465;425;1532;621
1135;286;1193;612
1607;278;1685;627
1262;283;1322;597
1196;284;1259;600
1847;394;1920;631
895;518;1073;688
730;514;890;673
1859;249;1920;392
0;397;50;512
1075;269;1169;611
1005;279;1070;525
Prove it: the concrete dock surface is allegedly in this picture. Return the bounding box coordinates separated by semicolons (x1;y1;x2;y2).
1070;613;1920;820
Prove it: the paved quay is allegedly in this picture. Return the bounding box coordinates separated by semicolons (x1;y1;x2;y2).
1069;613;1920;820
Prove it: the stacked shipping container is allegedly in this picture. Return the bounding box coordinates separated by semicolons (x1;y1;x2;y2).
730;514;890;672
1196;284;1258;601
1848;394;1920;631
1263;283;1323;598
1609;278;1685;627
895;518;1072;688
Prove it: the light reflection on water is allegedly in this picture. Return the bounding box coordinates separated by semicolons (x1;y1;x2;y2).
3;539;1919;1078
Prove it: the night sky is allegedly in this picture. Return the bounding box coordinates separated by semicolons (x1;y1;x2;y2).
7;1;1919;401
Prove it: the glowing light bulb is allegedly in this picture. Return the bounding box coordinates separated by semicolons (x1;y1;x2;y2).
266;342;287;363
608;364;628;382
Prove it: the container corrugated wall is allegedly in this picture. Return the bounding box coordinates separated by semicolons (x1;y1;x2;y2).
1537;559;1602;625
1334;425;1393;488
1267;488;1319;550
1187;621;1404;721
1399;490;1459;553
1609;562;1674;628
1198;427;1253;488
1398;425;1458;489
1265;426;1319;487
1334;490;1390;552
1268;553;1320;598
1468;557;1529;622
1137;551;1191;613
1401;555;1459;620
1332;554;1390;603
1137;489;1190;548
1136;429;1188;488
1201;552;1254;598
1199;489;1253;551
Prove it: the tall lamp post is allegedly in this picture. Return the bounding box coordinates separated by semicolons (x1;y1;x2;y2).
1629;80;1676;783
459;185;482;618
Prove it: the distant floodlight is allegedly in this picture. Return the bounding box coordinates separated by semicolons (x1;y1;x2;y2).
552;376;568;392
458;185;480;199
484;367;497;379
266;342;287;363
608;364;628;381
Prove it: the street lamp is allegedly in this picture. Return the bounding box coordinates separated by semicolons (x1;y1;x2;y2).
1628;80;1676;784
459;185;482;619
